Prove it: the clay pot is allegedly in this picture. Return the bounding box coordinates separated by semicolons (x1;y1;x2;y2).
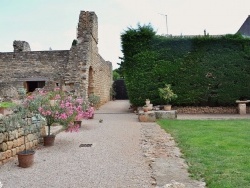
89;114;94;119
17;150;35;168
43;135;56;146
74;120;82;127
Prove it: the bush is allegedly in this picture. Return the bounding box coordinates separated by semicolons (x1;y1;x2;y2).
120;24;250;106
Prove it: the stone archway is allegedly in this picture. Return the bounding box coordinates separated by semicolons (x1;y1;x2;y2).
88;66;94;96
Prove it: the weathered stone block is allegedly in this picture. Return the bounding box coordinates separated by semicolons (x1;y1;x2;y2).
14;130;19;139
33;139;38;146
7;141;13;150
19;145;25;152
11;148;16;156
3;157;14;164
1;151;6;160
138;112;156;122
0;152;3;160
18;136;24;146
8;131;15;140
16;147;20;154
6;150;11;158
0;142;7;152
27;134;34;142
13;139;18;147
0;132;4;143
3;132;8;142
154;110;177;119
18;128;24;137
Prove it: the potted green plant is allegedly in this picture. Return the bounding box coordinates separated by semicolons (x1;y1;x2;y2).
0;101;15;115
17;117;36;168
2;105;36;168
88;94;100;119
158;84;177;111
25;88;93;145
88;93;100;109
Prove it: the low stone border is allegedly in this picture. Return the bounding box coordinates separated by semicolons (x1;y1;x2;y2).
138;110;177;122
140;123;206;188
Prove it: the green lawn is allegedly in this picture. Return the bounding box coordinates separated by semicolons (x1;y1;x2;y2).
158;119;250;188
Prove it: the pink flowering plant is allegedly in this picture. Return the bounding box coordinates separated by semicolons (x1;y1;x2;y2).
24;88;93;134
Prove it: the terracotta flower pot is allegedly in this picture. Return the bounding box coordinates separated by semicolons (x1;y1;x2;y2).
43;135;56;146
74;120;82;128
89;114;94;119
17;150;35;168
164;105;172;111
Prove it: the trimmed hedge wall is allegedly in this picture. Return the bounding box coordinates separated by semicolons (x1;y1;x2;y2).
121;25;250;107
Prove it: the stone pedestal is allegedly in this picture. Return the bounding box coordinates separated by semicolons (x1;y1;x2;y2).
236;100;250;115
238;104;246;115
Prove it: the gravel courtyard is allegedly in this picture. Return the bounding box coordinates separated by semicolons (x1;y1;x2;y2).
0;100;153;188
1;100;247;187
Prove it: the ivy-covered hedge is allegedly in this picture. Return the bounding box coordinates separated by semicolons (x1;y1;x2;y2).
121;25;250;107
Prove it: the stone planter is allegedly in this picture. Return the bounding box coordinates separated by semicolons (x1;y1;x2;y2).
143;106;149;112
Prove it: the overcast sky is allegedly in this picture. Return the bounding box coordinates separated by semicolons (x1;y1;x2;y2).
0;0;250;69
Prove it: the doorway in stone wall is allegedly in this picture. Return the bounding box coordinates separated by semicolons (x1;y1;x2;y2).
113;79;128;100
88;66;94;95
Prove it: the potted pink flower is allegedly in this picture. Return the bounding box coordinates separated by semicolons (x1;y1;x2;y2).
25;88;93;146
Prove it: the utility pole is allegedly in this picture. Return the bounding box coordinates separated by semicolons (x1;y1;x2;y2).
159;13;168;35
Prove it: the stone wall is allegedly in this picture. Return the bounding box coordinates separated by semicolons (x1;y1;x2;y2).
172;106;250;114
0;114;45;165
0;50;69;88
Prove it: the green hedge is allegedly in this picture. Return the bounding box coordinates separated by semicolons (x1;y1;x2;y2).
121;25;250;106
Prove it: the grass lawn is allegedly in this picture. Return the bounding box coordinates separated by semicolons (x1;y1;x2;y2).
158;119;250;188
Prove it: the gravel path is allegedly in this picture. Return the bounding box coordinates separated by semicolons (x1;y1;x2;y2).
0;100;153;188
1;100;248;188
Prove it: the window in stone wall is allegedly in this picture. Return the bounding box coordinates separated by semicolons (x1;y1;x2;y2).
25;81;45;92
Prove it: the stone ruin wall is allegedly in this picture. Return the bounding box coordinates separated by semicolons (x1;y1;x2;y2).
0;11;113;104
13;40;31;52
64;11;112;104
0;115;46;165
0;51;69;88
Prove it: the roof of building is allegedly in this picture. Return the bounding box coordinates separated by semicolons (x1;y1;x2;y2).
237;15;250;36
